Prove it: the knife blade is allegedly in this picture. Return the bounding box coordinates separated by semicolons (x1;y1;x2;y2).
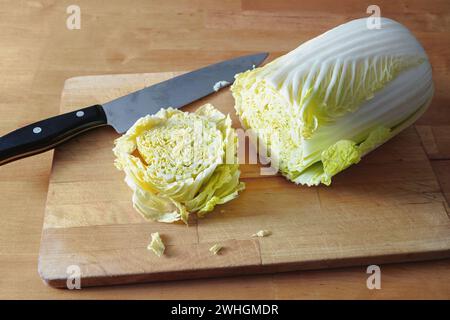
0;52;268;166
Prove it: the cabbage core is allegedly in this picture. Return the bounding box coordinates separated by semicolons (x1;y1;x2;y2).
113;104;244;223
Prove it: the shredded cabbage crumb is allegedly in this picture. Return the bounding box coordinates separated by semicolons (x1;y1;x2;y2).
213;80;230;92
209;243;223;255
252;230;272;237
148;232;165;257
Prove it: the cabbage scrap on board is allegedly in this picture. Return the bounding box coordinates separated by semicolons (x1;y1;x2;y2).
232;18;434;186
113;104;244;224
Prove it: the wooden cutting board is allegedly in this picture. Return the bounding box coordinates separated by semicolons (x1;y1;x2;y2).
38;72;450;288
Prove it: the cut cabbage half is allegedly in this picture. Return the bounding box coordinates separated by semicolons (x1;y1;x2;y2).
231;18;434;186
113;104;244;223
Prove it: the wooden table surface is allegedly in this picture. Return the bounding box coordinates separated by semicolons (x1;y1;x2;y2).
0;0;449;299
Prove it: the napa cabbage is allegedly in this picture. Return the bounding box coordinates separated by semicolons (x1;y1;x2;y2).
231;18;433;186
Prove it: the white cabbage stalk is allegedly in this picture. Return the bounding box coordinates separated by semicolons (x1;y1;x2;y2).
113;104;244;223
231;18;433;186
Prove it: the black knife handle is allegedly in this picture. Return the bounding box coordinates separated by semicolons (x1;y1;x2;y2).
0;104;108;166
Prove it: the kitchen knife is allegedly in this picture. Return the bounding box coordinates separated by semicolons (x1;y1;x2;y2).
0;52;268;166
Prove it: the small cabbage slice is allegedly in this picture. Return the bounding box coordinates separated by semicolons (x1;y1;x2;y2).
209;243;223;255
113;104;244;223
252;230;272;237
231;18;434;186
148;232;165;257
